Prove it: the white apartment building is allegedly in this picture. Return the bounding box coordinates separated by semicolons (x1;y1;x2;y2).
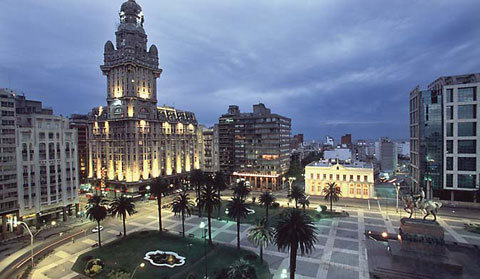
305;161;374;199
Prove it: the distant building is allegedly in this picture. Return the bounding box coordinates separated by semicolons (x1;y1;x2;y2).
305;160;374;199
218;103;291;191
396;141;410;157
69;114;89;185
353;140;368;162
325;136;334;146
324;148;352;162
410;73;480;201
341;134;352;147
291;133;304;150
376;137;397;175
201;126;219;174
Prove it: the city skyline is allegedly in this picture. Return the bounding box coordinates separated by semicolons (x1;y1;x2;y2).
1;0;480;139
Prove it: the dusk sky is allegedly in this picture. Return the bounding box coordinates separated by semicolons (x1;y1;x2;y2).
1;0;480;141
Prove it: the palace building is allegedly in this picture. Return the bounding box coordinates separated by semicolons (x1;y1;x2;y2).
305;160;374;199
87;0;200;197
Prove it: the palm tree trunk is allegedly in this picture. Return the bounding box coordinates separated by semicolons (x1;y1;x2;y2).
290;246;297;279
182;211;185;238
123;213;126;237
295;199;298;209
157;196;162;232
197;185;202;217
207;209;212;246
260;244;263;264
217;188;222;218
330;196;333;212
97;220;102;248
265;206;269;223
236;216;240;249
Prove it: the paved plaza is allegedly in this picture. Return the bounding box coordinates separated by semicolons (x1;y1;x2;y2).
29;202;480;279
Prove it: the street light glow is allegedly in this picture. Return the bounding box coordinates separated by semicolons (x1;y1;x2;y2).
140;263;145;268
199;221;205;229
381;232;388;238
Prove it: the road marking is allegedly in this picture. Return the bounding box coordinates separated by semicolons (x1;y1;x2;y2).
377;200;381;212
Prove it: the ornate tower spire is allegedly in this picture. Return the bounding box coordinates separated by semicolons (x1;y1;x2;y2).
100;0;162;119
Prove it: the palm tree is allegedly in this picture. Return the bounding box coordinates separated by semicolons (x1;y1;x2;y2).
248;218;273;264
227;259;257;279
233;181;250;200
323;182;341;212
150;178;170;232
190;169;205;217
109;196;135;237
288;185;305;208
86;195;108;247
213;171;227;218
275;209;317;279
171;191;194;237
227;195;249;249
198;176;221;245
258;192;276;223
298;195;310;214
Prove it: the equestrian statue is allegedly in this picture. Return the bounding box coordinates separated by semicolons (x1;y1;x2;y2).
401;189;442;222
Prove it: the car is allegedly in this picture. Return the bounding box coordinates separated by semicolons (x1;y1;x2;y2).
246;208;255;215
92;226;104;233
148;195;156;200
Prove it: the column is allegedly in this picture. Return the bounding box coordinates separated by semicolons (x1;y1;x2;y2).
1;215;6;240
62;207;67;222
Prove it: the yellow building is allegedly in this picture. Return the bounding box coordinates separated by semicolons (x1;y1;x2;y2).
305;161;374;199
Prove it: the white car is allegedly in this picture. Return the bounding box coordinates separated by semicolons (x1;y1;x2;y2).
246;208;255;215
92;226;104;233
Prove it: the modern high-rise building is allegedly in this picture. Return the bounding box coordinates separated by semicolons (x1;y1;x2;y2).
87;0;200;197
0;89;79;239
69;114;89;186
200;126;220;174
341;133;352;147
375;137;398;175
218;104;291;191
410;73;480;201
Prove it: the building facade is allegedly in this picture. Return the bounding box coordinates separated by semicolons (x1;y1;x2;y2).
201;126;219;174
376;137;397;175
305;161;374;199
69;114;89;186
88;0;200;197
218;104;291;191
410;73;480;202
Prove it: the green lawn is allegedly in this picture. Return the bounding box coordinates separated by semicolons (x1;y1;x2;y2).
72;231;272;279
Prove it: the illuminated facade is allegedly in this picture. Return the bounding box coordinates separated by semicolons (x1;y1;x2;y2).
88;0;200;196
305;161;374;199
218;104;291;191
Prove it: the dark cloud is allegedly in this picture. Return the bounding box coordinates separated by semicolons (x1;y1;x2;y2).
1;0;479;141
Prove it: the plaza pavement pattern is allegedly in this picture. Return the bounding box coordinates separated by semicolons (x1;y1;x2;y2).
31;205;480;279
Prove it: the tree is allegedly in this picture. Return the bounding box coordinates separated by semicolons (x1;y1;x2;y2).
275;209;317;279
190;169;205;217
109;196;135;237
298;195;310;214
198;176;221;245
171;191;194;237
86;195;108;247
227;259;257;279
233;181;250;200
248;218;273;264
258;192;276;223
288;185;305;208
227;195;249;249
150;178;170;232
213;171;227;218
323;182;341;212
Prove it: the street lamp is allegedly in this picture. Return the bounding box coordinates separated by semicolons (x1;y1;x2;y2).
13;219;34;268
394;183;401;213
199;222;208;278
281;268;287;279
130;262;145;279
287;177;296;195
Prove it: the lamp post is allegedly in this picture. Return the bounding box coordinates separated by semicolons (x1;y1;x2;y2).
130;262;145;279
287;177;296;195
199;221;208;279
13;219;34;268
395;183;401;213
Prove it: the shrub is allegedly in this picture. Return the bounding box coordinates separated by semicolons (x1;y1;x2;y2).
107;270;130;279
243;254;257;261
82;255;94;262
271;202;280;209
84;258;104;277
186;273;198;279
320;205;327;212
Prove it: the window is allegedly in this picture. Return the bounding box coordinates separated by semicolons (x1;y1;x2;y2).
458;105;476;119
350;175;353;181
458;157;476;171
357;188;361;195
316;174;319;179
446;89;454;102
310;173;313;179
457;174;476;189
350;187;354;195
458;122;476;136
357;175;360;181
364;188;369;196
446;157;453;170
446;140;453;153
323;174;326;179
446;174;453;187
329;174;333;180
447;123;454;137
458;87;476;102
343;175;346;181
311;185;314;192
446;106;453;120
458;140;476;153
364;175;368;182
336;175;339;180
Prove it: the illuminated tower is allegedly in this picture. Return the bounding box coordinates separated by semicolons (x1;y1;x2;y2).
88;0;200;196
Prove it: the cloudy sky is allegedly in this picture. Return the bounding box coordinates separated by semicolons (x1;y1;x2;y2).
1;0;479;141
